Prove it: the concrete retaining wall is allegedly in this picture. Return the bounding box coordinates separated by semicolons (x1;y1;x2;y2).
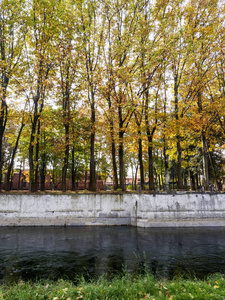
0;193;225;227
137;193;225;227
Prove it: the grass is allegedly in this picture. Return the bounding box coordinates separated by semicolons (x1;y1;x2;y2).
1;273;225;299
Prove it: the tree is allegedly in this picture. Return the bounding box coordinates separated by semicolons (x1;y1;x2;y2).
77;0;105;191
100;0;141;190
182;0;222;189
0;0;26;189
26;0;59;192
55;1;81;192
134;0;172;190
5;102;28;191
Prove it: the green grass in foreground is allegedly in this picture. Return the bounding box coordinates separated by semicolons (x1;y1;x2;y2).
1;273;225;300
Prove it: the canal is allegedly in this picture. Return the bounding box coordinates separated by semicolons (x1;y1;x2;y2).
1;226;225;283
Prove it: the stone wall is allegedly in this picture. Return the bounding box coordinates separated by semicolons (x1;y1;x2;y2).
0;193;225;227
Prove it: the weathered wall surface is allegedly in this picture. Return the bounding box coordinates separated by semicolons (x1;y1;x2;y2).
137;193;225;227
0;194;137;226
0;193;225;227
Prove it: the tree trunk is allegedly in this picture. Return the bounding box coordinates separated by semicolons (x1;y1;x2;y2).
118;131;125;191
110;123;118;190
138;130;145;190
40;155;46;192
18;162;22;191
111;138;118;190
34;120;41;191
184;173;187;189
196;173;200;190
89;99;96;191
62;122;69;192
158;174;161;190
144;88;156;191
148;135;154;191
208;149;221;190
84;166;88;190
174;75;183;189
0;102;8;190
40;130;46;192
29;113;38;193
201;132;209;190
134;164;138;191
163;144;170;191
176;138;183;189
107;95;118;190
5;123;25;191
71;145;75;191
190;170;196;191
197;91;209;190
163;85;169;192
0;136;4;191
0;71;9;190
118;105;125;191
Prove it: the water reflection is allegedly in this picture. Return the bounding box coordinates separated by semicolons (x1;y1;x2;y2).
1;226;225;283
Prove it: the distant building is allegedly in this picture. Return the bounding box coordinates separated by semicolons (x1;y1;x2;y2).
2;172;104;191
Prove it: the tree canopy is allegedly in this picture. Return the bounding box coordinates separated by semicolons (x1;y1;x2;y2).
1;0;224;192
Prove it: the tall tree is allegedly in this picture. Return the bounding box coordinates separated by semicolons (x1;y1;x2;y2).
134;0;172;190
101;0;141;190
0;0;26;189
26;0;58;192
55;2;80;192
77;0;105;191
183;0;222;189
168;0;190;189
5;101;28;191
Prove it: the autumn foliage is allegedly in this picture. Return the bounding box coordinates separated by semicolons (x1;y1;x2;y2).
0;0;224;192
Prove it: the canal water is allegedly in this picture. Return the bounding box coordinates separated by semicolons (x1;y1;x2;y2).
1;226;225;283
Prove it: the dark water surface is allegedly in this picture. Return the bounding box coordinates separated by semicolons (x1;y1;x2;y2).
1;226;225;283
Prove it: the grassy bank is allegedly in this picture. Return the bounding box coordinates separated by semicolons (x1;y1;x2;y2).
1;273;225;300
